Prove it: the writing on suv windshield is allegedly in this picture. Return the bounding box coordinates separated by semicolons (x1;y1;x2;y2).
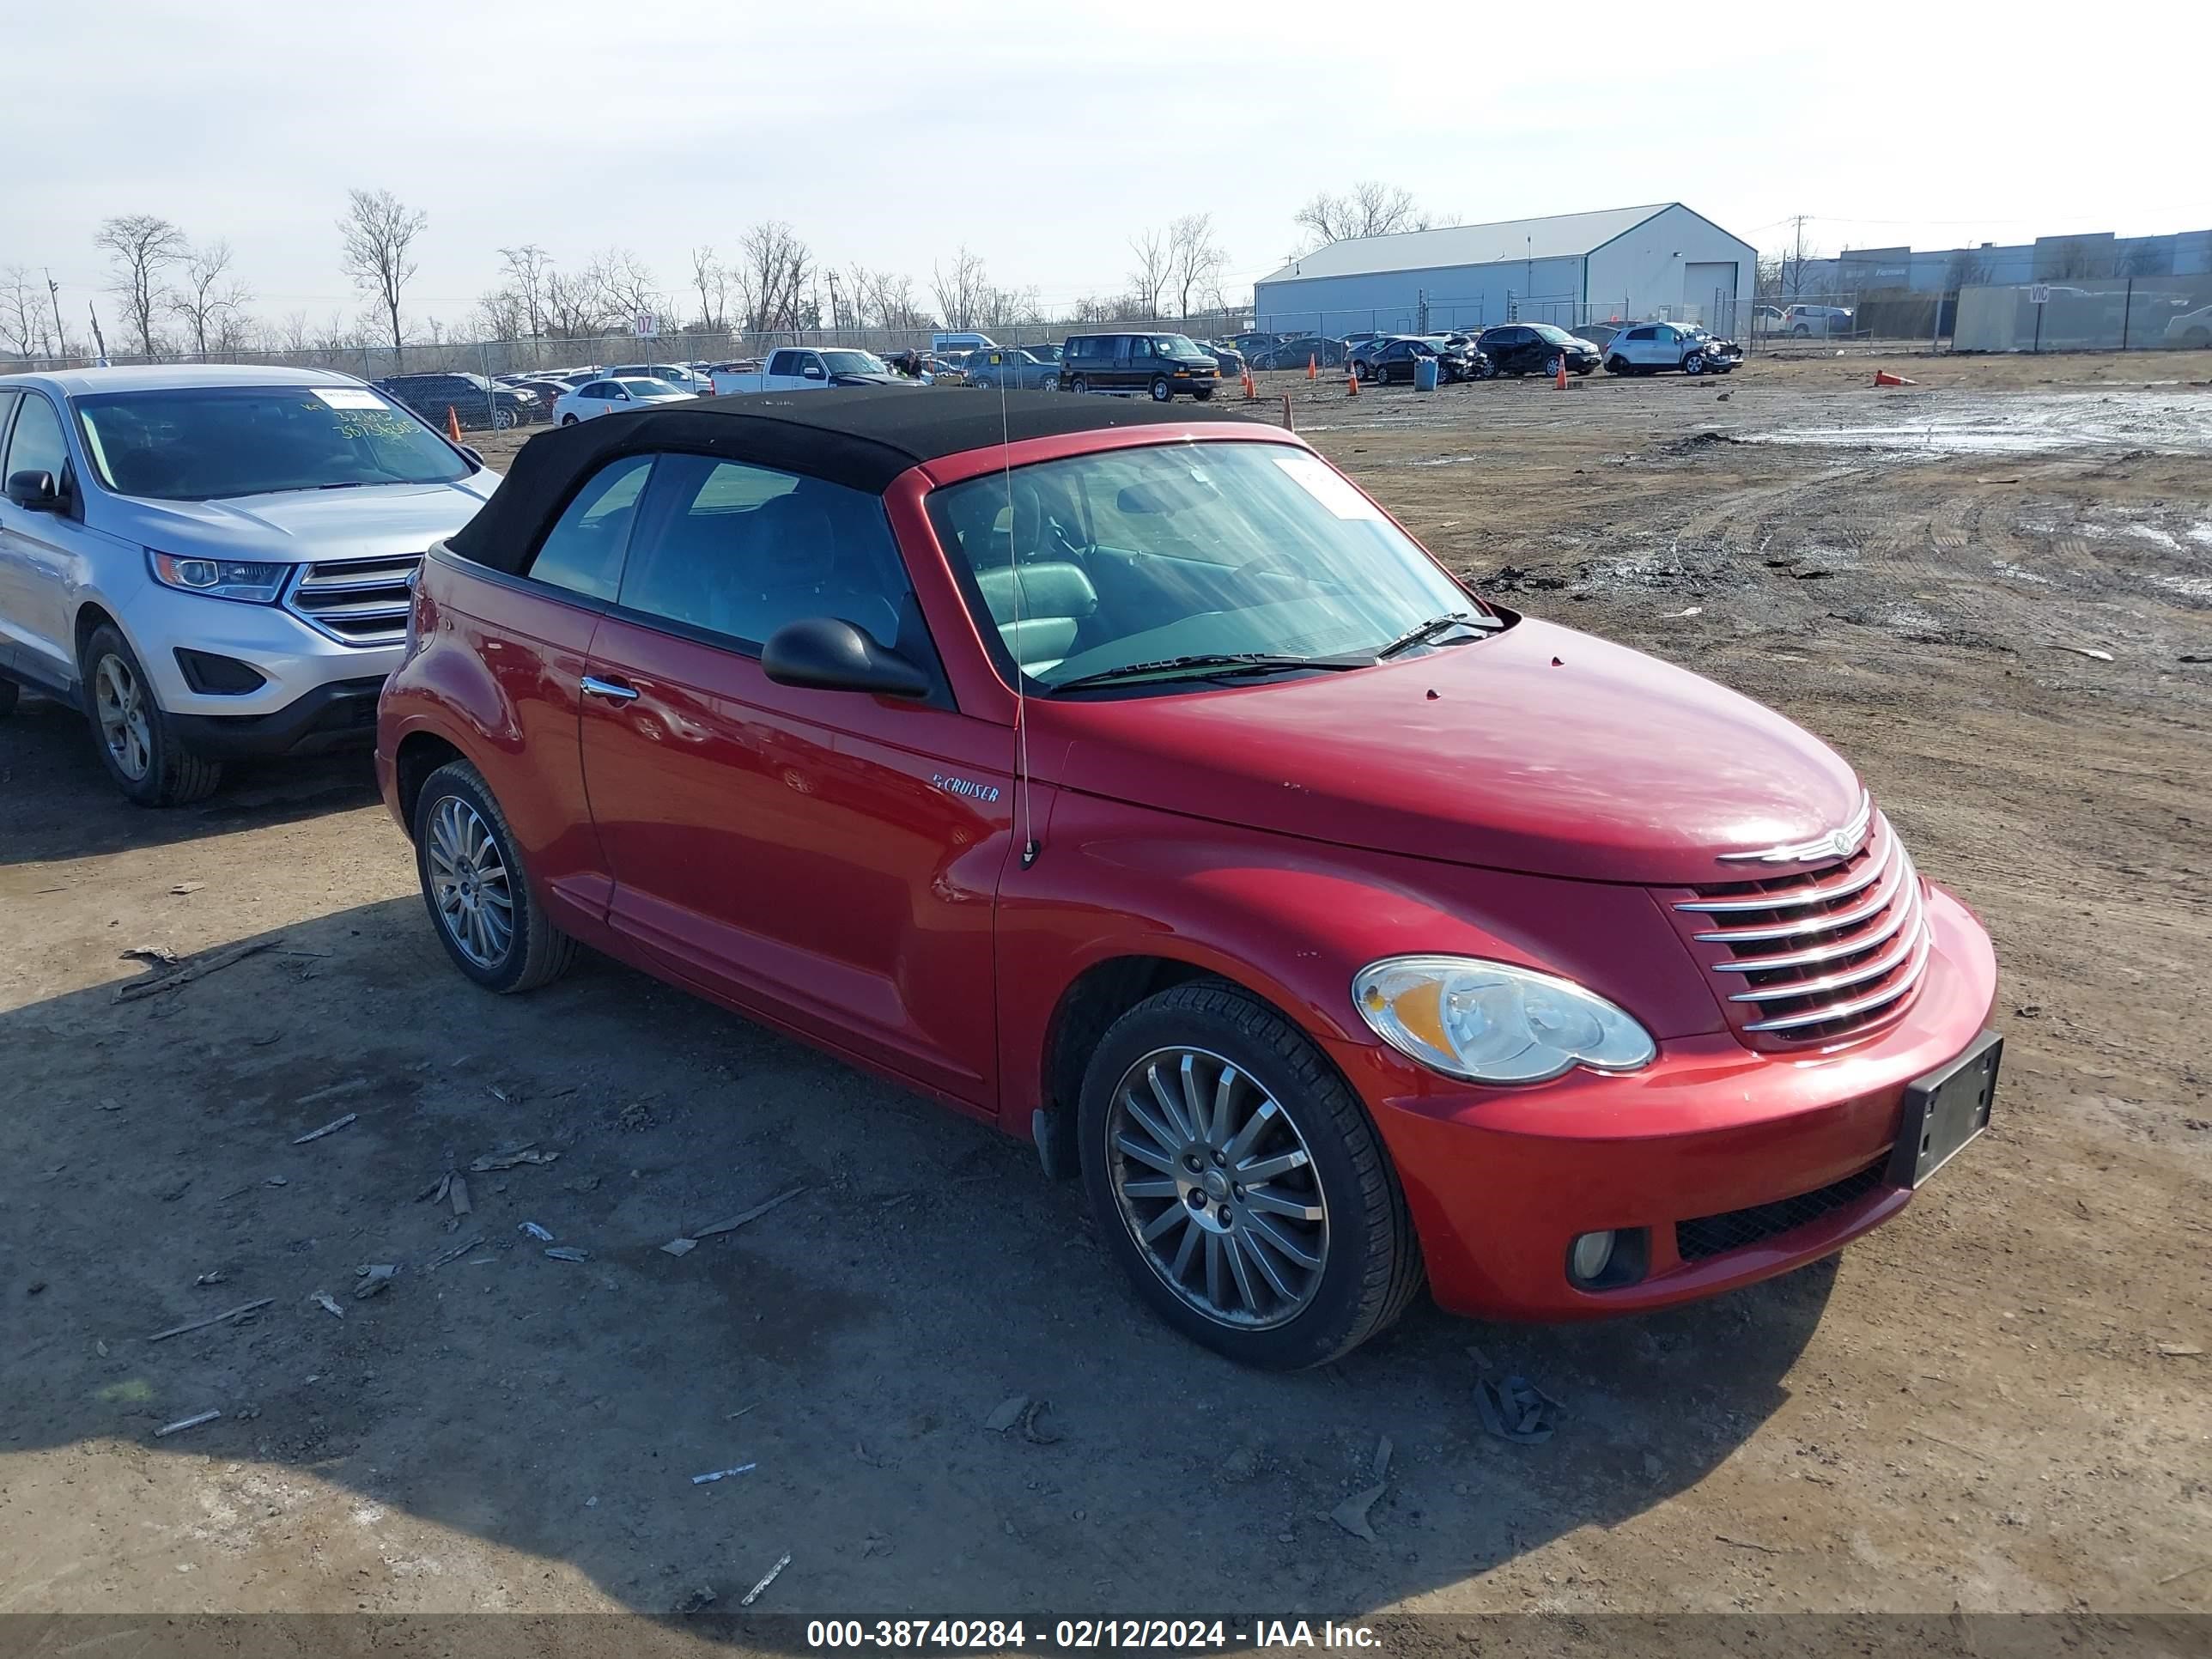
928;441;1492;691
74;386;469;501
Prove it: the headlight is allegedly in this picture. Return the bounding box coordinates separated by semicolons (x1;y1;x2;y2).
1352;956;1656;1084
147;550;291;604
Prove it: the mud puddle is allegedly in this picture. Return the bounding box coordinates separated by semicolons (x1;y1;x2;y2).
1743;390;2212;455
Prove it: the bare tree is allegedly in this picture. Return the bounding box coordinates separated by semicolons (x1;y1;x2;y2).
690;246;728;332
273;311;313;356
1293;181;1430;246
1068;294;1115;325
544;264;611;339
864;270;929;331
339;188;428;356
497;244;554;337
1127;228;1171;318
95;214;189;358
597;248;663;333
2045;237;2113;281
169;240;252;359
1;264;50;360
475;286;529;343
734;222;812;334
931;247;992;331
1169;213;1225;322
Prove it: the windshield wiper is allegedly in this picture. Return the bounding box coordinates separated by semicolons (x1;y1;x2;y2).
1050;653;1366;693
1374;611;1500;659
313;480;371;490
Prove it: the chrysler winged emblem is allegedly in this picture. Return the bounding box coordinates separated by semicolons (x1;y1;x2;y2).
1717;792;1873;865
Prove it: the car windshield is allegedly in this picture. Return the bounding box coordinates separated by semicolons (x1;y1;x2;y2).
821;350;890;375
616;378;684;398
929;441;1485;692
73;385;468;501
1025;343;1062;362
1530;325;1578;343
1153;335;1206;359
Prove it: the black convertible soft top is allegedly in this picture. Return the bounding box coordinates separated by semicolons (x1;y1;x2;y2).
445;387;1256;574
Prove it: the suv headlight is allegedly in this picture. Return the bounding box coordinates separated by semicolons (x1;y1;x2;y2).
1352;956;1656;1085
148;550;290;604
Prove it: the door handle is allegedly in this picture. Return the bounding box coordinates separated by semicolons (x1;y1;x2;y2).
580;675;639;703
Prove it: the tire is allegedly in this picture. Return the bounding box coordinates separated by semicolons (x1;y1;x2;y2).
411;759;577;994
1575;363;1593;376
560;414;579;426
1544;354;1564;378
1070;376;1090;395
1683;350;1706;376
492;407;517;431
1149;376;1173;402
1791;324;1810;337
1352;361;1371;382
80;623;222;806
1606;356;1628;374
1474;359;1497;380
1079;979;1423;1370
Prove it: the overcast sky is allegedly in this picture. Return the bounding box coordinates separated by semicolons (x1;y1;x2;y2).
9;0;2208;337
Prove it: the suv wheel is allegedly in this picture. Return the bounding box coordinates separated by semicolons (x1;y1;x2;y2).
413;759;577;994
1682;349;1706;375
1069;375;1089;395
1791;324;1810;337
1544;353;1565;378
1149;375;1173;402
492;407;517;431
1605;356;1628;374
81;623;222;806
1079;980;1423;1370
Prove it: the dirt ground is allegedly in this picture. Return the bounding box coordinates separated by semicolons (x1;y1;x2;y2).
3;350;2208;1632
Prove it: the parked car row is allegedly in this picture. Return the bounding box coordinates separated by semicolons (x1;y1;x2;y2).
1;369;1999;1374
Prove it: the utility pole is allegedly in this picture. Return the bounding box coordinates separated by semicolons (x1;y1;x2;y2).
1789;214;1809;295
45;269;65;359
826;269;841;337
88;302;110;366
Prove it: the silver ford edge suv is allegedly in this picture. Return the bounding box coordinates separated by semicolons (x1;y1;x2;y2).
0;365;500;804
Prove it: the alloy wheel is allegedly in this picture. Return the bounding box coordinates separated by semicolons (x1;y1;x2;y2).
93;653;153;781
426;794;515;969
1106;1046;1329;1330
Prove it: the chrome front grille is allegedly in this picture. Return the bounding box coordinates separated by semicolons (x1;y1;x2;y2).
285;555;422;646
1667;807;1932;1045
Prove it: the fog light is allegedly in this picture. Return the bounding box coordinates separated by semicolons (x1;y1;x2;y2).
1569;1231;1616;1283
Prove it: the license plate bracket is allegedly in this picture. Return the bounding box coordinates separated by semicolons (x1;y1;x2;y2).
1888;1030;2002;1188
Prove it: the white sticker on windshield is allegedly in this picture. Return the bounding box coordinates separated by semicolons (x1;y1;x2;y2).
1273;453;1382;520
311;387;389;410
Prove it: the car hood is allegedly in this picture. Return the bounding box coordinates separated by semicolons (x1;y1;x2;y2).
1039;615;1863;885
111;473;501;563
830;373;916;387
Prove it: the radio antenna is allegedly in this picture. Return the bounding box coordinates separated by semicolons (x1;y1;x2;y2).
1000;354;1038;869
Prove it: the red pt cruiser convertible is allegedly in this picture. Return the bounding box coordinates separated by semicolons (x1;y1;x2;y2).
376;391;2000;1369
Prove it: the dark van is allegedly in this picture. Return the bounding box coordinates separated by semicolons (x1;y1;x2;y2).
1058;332;1222;401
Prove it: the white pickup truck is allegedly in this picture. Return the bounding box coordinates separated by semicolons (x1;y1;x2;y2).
710;346;915;395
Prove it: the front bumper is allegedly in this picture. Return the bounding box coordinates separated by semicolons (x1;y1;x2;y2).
1334;883;1999;1321
125;577;405;724
172;675;386;757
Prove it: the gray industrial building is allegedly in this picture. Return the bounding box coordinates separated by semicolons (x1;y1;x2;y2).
1252;204;1756;337
1791;227;2212;295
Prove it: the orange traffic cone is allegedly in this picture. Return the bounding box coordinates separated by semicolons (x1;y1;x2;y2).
1555;358;1569;390
1306;354;1317;381
1242;365;1256;401
446;405;463;442
1346;367;1359;398
1873;369;1917;387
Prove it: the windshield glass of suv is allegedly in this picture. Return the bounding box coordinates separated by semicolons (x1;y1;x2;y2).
821;350;890;375
1153;335;1206;360
929;441;1481;690
74;386;469;501
1531;325;1577;343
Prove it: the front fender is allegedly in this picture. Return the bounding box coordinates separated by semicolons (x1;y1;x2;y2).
994;788;1722;1133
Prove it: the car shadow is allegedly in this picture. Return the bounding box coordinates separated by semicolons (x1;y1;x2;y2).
3;898;1838;1631
0;689;380;866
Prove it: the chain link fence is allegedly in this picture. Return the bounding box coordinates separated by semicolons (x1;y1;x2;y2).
1954;276;2212;353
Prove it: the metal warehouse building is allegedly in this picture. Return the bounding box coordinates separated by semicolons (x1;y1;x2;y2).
1252;204;1756;338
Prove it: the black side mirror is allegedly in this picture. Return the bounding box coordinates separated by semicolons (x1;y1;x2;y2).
5;470;58;511
763;617;929;699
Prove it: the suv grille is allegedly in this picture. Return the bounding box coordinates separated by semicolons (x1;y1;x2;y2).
1676;1159;1888;1261
285;555;421;646
1664;805;1931;1047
